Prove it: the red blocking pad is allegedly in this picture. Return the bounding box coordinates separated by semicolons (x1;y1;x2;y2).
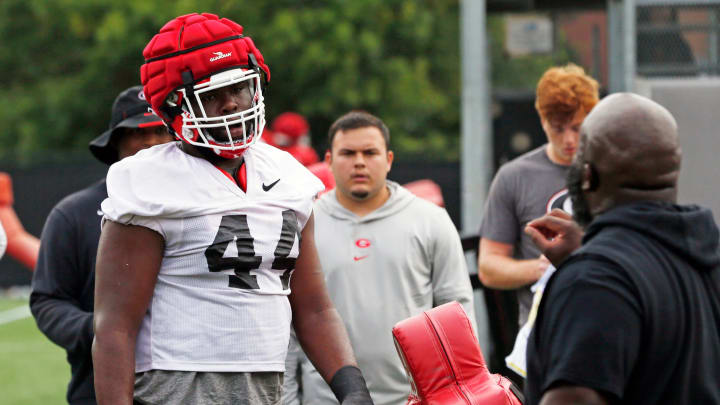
392;302;524;405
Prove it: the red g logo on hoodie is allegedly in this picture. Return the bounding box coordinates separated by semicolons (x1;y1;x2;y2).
355;238;371;248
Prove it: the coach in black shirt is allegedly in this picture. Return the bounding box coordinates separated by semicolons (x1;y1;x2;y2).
29;86;172;405
523;93;720;405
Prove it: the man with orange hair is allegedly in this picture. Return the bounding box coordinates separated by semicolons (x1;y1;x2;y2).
478;64;599;329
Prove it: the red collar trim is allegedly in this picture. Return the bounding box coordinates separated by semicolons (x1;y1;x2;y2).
215;163;247;192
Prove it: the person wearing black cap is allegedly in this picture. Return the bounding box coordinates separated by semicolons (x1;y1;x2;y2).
29;86;172;405
88;86;174;165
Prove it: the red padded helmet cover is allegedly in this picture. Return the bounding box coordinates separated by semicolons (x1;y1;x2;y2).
140;13;270;124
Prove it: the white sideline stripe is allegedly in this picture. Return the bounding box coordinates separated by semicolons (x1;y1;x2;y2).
0;305;31;325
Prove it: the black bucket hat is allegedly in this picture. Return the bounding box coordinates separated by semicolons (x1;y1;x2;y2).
89;86;165;165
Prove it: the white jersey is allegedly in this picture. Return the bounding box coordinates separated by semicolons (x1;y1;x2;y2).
101;142;324;373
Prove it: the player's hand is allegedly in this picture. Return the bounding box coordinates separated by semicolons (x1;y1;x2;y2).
530;254;551;282
341;391;374;404
533;255;550;281
525;209;583;266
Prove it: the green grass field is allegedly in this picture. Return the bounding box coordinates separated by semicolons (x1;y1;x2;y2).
0;296;70;404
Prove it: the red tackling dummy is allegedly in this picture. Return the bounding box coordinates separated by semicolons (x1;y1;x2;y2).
392;302;524;405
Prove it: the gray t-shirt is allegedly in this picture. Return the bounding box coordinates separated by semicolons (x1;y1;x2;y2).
479;145;571;325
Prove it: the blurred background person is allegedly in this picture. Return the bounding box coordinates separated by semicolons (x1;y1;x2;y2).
267;111;319;167
29;86;173;405
477;64;599;330
0;172;39;271
0;216;7;260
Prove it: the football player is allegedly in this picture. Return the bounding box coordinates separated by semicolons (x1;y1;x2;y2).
92;13;373;405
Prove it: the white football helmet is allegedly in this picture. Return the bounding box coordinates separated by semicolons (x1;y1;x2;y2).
166;67;265;158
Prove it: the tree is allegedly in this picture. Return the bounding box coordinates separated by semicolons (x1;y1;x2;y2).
0;0;462;162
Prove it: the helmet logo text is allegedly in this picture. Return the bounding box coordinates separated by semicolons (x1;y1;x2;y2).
210;51;232;62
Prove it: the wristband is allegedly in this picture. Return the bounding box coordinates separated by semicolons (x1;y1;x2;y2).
329;365;372;403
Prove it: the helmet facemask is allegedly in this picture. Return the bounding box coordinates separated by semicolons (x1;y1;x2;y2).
168;67;265;159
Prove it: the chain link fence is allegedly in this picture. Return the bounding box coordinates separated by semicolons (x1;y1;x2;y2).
637;2;720;77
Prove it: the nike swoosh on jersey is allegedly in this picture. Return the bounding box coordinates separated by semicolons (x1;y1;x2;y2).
262;179;281;191
353;256;368;261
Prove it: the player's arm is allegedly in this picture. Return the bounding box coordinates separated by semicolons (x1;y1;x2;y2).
92;221;164;405
539;386;610;405
477;238;549;289
30;208;93;353
478;164;549;289
289;213;373;404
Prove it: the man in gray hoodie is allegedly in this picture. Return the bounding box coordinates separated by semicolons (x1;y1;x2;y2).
285;111;475;405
